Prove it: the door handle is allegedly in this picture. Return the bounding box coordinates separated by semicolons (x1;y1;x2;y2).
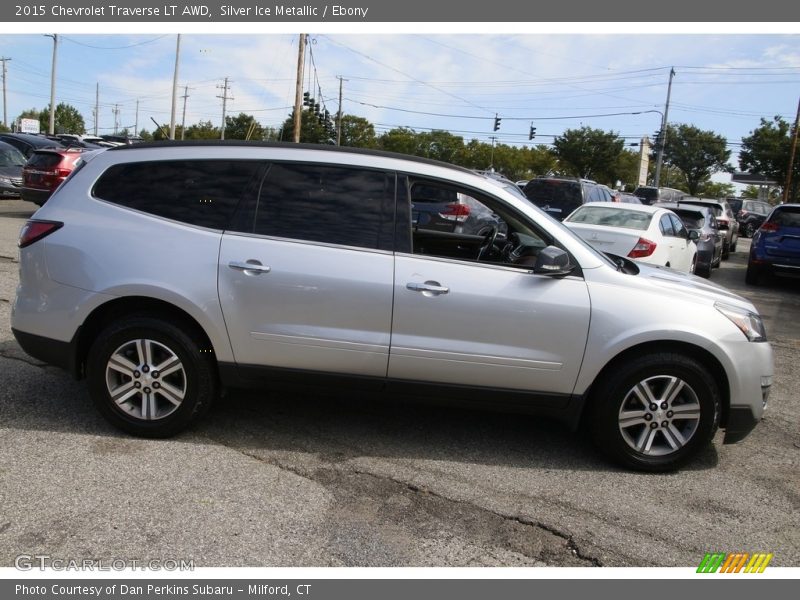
406;281;449;295
228;260;271;274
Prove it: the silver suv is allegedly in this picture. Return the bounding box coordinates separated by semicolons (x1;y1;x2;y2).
11;143;773;471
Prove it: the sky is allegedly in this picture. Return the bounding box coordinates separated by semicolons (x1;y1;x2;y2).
0;32;798;183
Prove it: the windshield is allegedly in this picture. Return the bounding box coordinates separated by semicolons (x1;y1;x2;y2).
633;187;658;201
0;146;26;167
672;210;704;230
565;206;653;230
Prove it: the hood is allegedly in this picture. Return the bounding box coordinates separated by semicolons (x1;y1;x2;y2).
631;261;755;311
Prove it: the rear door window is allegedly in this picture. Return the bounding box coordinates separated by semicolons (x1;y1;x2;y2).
523;179;582;217
93;159;264;230
659;214;676;236
248;162;395;251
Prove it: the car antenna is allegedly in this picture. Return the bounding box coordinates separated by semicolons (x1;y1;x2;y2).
150;117;169;140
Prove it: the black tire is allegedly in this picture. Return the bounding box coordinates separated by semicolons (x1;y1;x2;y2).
744;223;756;238
86;315;217;437
696;263;712;278
721;240;730;260
730;237;738;253
590;352;720;472
745;263;762;286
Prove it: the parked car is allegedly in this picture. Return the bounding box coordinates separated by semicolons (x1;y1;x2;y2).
411;181;506;237
631;186;686;205
11;142;773;472
654;203;722;278
0;140;26;199
616;192;642;204
734;199;773;238
746;203;800;285
21;147;88;206
0;132;63;159
563;202;698;273
674;198;739;259
522;177;612;221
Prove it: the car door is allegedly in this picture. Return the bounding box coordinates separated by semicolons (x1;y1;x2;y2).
218;162;396;381
667;213;694;271
388;178;591;398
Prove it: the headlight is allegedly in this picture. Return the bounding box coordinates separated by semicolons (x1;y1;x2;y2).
715;302;767;342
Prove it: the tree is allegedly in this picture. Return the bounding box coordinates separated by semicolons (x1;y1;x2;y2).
224;113;265;141
138;128;154;142
661;124;730;196
338;115;377;148
183;120;220;140
379;127;420;155
38;103;86;134
278;109;333;144
698;181;736;198
552;127;624;183
740;116;799;202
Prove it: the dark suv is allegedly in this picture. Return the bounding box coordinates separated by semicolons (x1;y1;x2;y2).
0;132;63;159
733;199;773;238
522;177;612;221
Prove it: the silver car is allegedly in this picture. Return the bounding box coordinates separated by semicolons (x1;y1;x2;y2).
11;143;773;471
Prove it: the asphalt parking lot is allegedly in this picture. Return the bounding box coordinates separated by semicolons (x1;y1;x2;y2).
0;198;798;568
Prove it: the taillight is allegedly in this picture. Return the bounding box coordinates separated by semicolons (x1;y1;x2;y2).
19;220;63;248
439;203;471;222
760;221;779;233
717;219;729;230
628;238;657;258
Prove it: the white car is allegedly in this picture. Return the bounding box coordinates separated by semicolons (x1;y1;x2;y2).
563;202;698;273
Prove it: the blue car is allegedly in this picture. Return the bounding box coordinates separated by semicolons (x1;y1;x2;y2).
746;203;800;285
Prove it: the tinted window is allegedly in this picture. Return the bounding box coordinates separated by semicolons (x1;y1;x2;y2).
26;152;63;169
672;209;704;230
94;160;263;230
770;207;800;227
669;214;688;238
252;163;395;250
0;143;26;167
523;179;582;217
659;214;675;236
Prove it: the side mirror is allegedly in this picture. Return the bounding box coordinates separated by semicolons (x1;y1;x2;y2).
534;246;574;276
688;229;700;241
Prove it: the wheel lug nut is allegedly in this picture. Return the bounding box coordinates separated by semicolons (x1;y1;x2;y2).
133;381;141;389
142;365;150;373
133;371;140;378
650;422;658;429
144;387;151;394
649;404;658;411
153;382;161;389
662;421;669;428
667;411;674;418
644;414;653;421
661;402;668;410
151;371;159;379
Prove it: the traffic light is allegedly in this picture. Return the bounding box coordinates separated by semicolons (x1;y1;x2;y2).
303;91;310;106
493;114;501;132
528;124;537;140
653;129;663;147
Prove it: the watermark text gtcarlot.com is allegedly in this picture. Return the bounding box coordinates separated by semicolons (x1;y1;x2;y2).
14;554;195;571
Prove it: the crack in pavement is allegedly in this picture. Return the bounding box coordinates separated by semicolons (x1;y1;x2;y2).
0;350;48;369
357;469;603;567
0;255;16;263
204;432;600;566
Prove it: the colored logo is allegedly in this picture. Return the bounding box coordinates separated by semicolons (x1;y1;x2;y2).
697;552;773;573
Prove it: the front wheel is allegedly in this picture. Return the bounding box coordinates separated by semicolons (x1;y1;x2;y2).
590;353;720;472
86;315;218;437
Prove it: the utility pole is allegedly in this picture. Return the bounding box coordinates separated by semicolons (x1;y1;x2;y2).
94;82;99;135
169;34;181;140
217;77;232;140
336;75;347;146
784;96;800;204
45;34;58;134
180;85;190;140
134;99;140;134
293;34;306;143
0;57;10;129
654;67;675;188
112;104;120;134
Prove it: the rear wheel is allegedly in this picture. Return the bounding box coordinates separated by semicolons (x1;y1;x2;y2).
590;353;720;472
721;240;730;260
86;315;217;437
745;263;762;286
744;223;756;238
